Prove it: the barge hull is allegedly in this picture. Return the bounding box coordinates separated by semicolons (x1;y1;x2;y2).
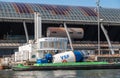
12;63;120;71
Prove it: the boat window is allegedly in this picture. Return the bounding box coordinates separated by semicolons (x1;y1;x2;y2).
69;32;73;34
61;41;65;49
56;41;61;49
31;55;36;58
77;32;82;34
44;41;48;48
52;31;57;33
54;41;56;49
117;58;120;62
40;42;43;49
49;41;54;48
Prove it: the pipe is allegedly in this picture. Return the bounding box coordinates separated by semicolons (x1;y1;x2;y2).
34;12;42;41
34;12;37;41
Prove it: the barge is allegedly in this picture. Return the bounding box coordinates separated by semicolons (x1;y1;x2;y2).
11;12;120;71
12;62;120;71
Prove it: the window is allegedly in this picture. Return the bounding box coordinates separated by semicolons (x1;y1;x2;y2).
40;42;43;49
56;41;60;49
52;31;57;34
49;42;54;48
69;32;73;34
77;32;82;34
31;55;36;58
44;41;48;48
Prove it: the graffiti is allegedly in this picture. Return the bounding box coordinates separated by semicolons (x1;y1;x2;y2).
60;54;69;60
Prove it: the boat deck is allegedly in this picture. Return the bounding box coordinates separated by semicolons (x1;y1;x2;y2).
12;62;120;71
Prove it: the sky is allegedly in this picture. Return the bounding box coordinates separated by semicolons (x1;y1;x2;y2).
0;0;120;9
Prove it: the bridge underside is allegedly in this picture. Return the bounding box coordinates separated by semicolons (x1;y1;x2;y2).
0;21;120;57
0;21;120;41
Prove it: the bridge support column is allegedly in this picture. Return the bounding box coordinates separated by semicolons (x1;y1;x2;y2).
100;22;114;54
63;22;73;51
23;21;29;43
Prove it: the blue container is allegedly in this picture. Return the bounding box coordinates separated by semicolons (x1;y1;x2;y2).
37;59;48;64
45;53;53;63
74;50;84;62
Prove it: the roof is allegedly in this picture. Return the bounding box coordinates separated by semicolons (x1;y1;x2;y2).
0;2;120;24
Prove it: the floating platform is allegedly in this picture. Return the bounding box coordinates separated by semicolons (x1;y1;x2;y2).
12;62;120;71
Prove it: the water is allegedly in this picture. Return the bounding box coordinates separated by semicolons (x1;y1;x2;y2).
0;69;120;78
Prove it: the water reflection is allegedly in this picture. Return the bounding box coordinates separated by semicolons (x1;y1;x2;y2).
0;70;14;78
0;69;120;78
13;71;54;78
53;70;76;78
76;70;120;78
12;70;76;78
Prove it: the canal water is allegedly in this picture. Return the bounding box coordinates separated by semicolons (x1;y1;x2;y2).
0;69;120;78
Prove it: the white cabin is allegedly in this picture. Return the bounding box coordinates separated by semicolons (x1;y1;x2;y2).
15;37;68;62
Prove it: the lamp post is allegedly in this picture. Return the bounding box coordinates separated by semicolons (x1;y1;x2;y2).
96;0;100;55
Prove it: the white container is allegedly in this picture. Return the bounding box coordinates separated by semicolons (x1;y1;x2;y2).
11;54;15;62
29;52;37;62
14;52;17;62
15;52;21;62
19;43;37;53
53;51;75;63
1;57;10;66
22;51;29;61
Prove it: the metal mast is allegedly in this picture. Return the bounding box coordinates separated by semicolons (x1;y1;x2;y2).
96;0;100;55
